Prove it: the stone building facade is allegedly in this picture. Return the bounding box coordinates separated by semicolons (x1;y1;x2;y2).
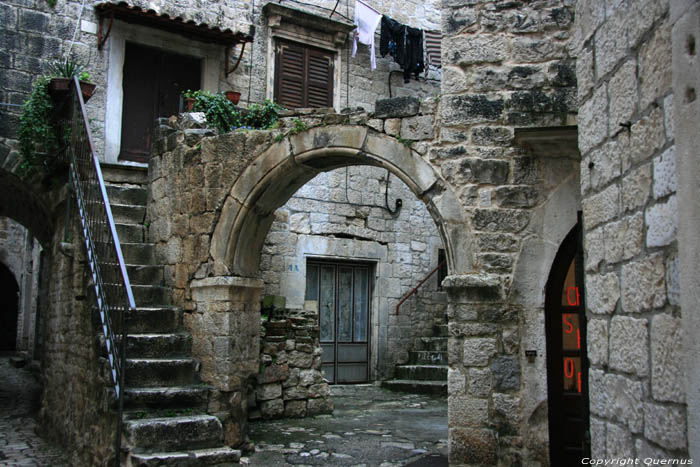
0;0;698;465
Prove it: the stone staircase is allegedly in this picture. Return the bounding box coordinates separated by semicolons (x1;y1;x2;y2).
381;323;448;396
101;164;240;466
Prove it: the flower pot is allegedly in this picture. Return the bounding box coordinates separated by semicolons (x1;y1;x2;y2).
79;81;96;103
185;97;195;112
225;91;241;105
48;78;96;103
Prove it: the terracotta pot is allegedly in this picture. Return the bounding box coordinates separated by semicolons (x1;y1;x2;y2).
79;81;96;103
48;78;96;103
185;97;195;112
225;91;241;105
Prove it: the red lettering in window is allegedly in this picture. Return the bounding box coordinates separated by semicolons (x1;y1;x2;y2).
577;328;581;349
577;371;582;393
563;315;574;334
564;358;574;378
567;286;580;306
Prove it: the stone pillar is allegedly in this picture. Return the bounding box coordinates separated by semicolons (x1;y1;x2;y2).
189;276;264;446
444;274;520;466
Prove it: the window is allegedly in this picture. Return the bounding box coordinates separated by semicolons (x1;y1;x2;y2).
274;40;333;109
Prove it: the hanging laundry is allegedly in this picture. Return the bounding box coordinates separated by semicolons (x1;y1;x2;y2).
424;30;442;68
379;15;424;82
352;0;382;70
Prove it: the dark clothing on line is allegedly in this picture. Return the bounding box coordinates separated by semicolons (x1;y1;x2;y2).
380;15;424;82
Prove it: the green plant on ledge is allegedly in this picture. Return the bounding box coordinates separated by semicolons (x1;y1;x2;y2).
183;90;282;134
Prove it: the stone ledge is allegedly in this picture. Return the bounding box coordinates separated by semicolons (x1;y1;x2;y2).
190;276;264;290
442;274;503;301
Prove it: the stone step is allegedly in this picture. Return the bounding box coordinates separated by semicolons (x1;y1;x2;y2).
105;184;148;207
123;415;223;453
127;446;241;466
124;386;210;411
132;284;170;307
111;204;146;225
419;337;448;351
126;333;192;358
409;350;448;365
126;307;182;334
121;242;155;265
126;264;164;287
125;358;197;387
101;163;149;185
395;364;448;381
380;379;447;396
116;223;146;244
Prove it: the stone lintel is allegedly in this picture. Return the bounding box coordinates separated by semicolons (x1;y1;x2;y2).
514;126;580;159
443;274;503;302
191;276;264;290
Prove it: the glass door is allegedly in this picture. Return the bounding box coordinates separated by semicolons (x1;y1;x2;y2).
305;261;371;383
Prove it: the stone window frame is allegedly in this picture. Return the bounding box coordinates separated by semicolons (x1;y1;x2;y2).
264;6;352;111
103;20;221;165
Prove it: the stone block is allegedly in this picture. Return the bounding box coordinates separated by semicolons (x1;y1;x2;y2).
257;383;282;402
448;368;466;394
587;319;608;366
448;395;488;426
307;383;330;398
594;9;628;80
576;46;595;100
606;374;644;433
512;36;567;62
260;398;284;418
603;213;643;264
307;397;333;415
493;186;539;208
585;227;604;272
493;393;520;426
366;118;383;132
283;386;307;400
468;368;492;397
578;84;608;154
449;427;497;465
644;402;687;449
609;316;649;377
444;34;507;66
573;0;606;50
582;183;619;229
645;195;677;247
442;5;478;35
257;364;289;385
400;115;434;140
441;94;504;126
384;118;401;137
608;59;638;134
622;163;651;212
491;356;520;390
284;400;307;418
666;255;680;306
621;254;666;313
653;146;677;199
606;422;634;458
628;0;668;48
629;107;666;169
590;417;606;459
639;20;672;110
463;338;497;367
651;314;685;403
472;209;529;233
471;126;512;146
373;96;420;118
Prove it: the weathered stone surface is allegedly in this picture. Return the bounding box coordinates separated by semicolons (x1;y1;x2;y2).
576;45;595;100
583;183;619;229
468;368;492;397
586;272;620;314
609;316;649;377
629;107;666;170
284;400;307;418
448;395;488;426
471;126;512;146
492;393;520;427
257;364;289;384
287;351;313;369
494;186;539;208
644;402;687;449
587;319;608;366
444;34;508;66
639;20;672;110
603;213;643;264
651;314;685;403
622;163;651;212
594;9;628;80
491;356;520;390
473;209;529;233
260;399;284;418
449;427;497;465
645;195;677;247
590;417;606;459
608;59;638;133
384;118;401;137
400;115;434;140
606;422;634;458
621;254;666;313
441;94;505;126
463;338;497;367
588;139;623;191
578;84;608;154
585;227;604;272
448;368;466;394
257;383;282;401
306;397;333;415
373;97;420;119
653;146;677;199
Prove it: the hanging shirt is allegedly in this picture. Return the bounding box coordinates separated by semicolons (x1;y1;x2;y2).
404;26;424;82
352;0;382;70
380;15;424;82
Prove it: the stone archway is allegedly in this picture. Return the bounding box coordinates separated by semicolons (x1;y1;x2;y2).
209;125;472;277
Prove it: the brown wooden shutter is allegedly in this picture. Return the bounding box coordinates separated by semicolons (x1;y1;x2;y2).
275;40;333;109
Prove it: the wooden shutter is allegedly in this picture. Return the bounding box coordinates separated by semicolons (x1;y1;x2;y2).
275;40;333;109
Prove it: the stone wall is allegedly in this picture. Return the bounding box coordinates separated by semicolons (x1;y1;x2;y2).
259;160;446;380
249;303;333;420
574;0;688;460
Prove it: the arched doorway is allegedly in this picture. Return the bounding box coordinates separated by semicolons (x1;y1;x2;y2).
544;218;590;464
0;262;20;351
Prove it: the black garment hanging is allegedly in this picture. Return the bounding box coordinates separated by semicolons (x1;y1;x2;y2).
379;15;424;83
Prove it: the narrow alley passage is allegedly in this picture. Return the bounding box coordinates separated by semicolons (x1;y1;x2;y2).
245;385;448;467
0;354;69;466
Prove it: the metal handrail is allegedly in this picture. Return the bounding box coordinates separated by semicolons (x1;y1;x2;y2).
64;76;135;466
395;259;446;315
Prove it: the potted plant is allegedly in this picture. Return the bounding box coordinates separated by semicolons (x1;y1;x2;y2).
225;90;241;105
47;58;96;102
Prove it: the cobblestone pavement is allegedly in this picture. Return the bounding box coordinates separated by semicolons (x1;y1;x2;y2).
0;354;69;466
245;384;448;467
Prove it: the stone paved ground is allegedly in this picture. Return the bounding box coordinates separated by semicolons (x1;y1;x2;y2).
0;353;69;466
244;384;448;467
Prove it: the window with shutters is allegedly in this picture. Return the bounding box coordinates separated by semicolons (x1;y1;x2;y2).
274;40;334;109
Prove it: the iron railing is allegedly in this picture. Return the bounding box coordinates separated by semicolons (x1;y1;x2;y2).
395;259;446;315
64;76;135;465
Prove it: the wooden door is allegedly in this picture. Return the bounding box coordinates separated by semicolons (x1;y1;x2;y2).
120;42;201;162
545;220;591;464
